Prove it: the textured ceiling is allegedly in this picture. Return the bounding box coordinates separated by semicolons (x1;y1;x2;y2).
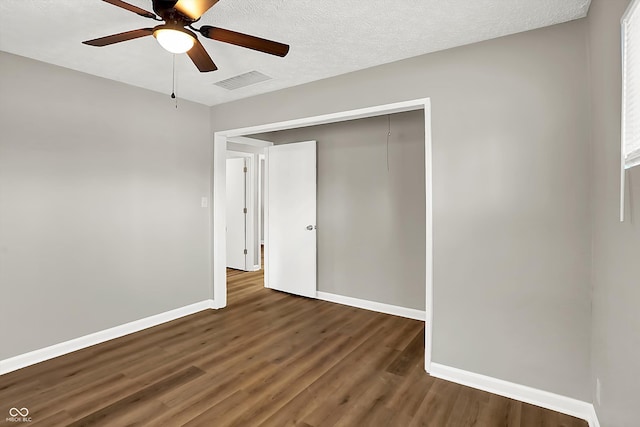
0;0;590;106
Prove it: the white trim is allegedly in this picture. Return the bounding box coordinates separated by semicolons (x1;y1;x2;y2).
316;291;426;321
430;363;599;427
219;99;429;137
209;133;216;302
620;0;640;221
226;149;253;159
621;13;628;222
423;101;433;373
586;405;602;427
214;133;228;308
226;141;265;154
620;165;626;222
263;148;270;289
0;300;215;375
210;298;225;310
227;136;274;148
258;154;265;270
623;0;640;23
213;98;433;372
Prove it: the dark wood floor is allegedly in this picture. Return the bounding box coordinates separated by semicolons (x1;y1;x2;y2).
0;267;587;426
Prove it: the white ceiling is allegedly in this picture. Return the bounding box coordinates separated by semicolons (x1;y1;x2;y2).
0;0;590;106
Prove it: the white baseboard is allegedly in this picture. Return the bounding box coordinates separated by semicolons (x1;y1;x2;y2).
0;299;216;376
586;405;601;427
429;363;600;427
316;291;425;321
210;298;225;309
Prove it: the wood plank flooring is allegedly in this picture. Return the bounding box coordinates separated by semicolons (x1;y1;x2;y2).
0;266;587;426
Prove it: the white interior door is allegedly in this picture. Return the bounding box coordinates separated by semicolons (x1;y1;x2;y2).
226;157;246;270
266;141;317;298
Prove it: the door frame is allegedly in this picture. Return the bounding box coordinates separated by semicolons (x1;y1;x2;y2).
258;154;265;248
226;137;273;270
211;98;434;372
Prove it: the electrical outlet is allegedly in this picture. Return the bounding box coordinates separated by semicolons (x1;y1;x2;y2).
596;378;602;405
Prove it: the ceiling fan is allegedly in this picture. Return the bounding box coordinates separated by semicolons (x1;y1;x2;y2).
82;0;290;72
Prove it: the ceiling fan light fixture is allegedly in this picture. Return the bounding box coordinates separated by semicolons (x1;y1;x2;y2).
153;28;195;54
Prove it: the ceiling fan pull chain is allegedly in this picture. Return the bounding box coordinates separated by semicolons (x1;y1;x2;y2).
171;54;178;109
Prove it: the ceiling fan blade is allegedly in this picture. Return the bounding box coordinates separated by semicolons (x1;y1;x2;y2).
102;0;157;18
174;0;219;20
187;39;218;72
199;26;289;57
83;28;154;47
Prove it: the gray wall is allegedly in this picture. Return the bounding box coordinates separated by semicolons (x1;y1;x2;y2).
588;0;640;425
254;111;426;310
4;8;620;413
212;20;592;400
0;52;213;360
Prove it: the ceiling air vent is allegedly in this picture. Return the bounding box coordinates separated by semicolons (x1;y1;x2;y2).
214;71;272;90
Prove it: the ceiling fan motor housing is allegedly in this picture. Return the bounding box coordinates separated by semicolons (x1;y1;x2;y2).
153;0;194;24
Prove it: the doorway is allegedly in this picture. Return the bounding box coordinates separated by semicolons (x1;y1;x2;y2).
224;139;272;305
212;98;434;372
225;139;272;274
225;151;251;271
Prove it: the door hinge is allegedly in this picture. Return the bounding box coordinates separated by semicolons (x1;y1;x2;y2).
243;208;247;214
244;249;248;255
243;167;248;173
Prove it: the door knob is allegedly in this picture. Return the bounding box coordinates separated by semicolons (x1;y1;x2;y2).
306;225;314;231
